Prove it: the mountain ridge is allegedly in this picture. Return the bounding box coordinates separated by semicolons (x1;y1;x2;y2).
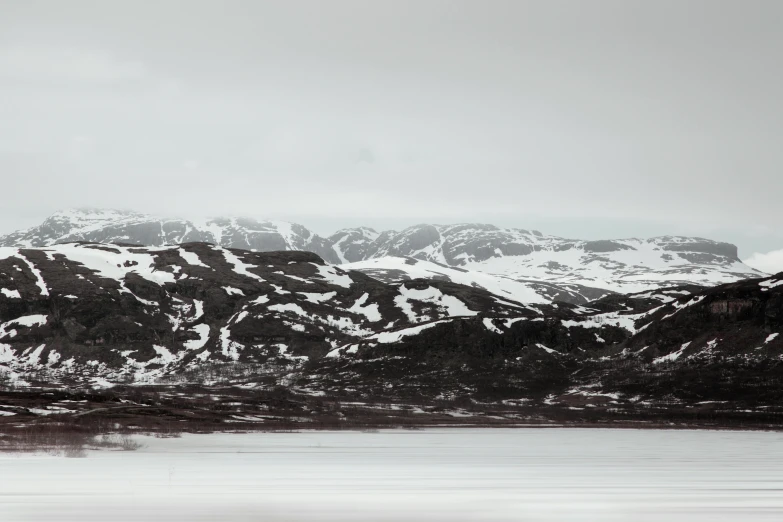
0;209;765;298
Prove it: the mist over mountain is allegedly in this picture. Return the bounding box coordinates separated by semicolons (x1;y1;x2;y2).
0;209;765;302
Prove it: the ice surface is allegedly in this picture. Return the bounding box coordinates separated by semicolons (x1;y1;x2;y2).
1;429;783;522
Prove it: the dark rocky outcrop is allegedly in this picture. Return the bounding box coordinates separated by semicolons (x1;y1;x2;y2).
0;243;781;428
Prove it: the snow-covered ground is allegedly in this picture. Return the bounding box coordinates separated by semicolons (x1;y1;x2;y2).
345;256;553;304
1;429;782;521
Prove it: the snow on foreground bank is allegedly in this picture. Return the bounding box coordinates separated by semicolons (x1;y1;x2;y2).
2;429;783;522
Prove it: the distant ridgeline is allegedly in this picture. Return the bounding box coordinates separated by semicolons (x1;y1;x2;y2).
0;209;765;302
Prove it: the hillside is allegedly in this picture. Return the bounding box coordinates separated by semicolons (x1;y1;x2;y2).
0;242;781;430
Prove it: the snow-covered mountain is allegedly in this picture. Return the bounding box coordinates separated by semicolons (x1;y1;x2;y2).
329;224;764;293
0;209;340;264
1;242;782;425
0;242;534;384
342;256;613;305
0;210;765;297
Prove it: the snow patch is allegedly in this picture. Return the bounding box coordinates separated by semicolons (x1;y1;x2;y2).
536;343;558;355
298;292;336;304
0;343;14;363
18;253;49;296
47;350;61;366
220;326;241;360
0;288;21;299
372;320;451;344
151;344;176;365
654;342;692;364
760;279;783;290
184;324;210;350
179;248;209;268
395;285;477;323
483;318;503;334
268;303;308;317
218;247;264;282
25;344;46;366
312;264;353;288
348;293;382;322
8;314;48;328
251;295;270;305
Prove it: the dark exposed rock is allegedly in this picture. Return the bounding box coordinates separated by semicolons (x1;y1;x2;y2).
583;240;635;253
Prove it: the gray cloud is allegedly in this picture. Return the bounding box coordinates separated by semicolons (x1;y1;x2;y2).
1;0;781;257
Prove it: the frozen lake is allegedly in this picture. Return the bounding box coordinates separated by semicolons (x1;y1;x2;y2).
1;428;782;521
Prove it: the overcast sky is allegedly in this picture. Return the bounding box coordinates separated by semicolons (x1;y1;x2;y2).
1;1;782;270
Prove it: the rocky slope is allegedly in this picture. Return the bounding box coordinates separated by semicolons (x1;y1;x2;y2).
0;210;765;300
293;270;783;428
0;243;779;385
0;242;781;428
0;242;536;386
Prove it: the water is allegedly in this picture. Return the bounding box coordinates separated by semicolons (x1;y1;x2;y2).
1;428;782;521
